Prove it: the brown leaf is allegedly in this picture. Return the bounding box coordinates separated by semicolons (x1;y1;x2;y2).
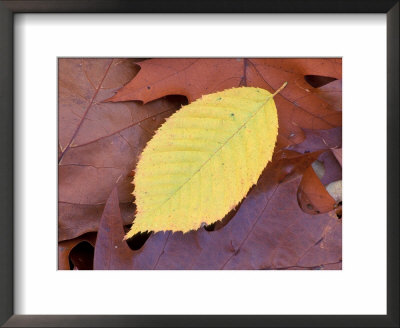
58;202;134;242
288;127;342;154
93;187;133;270
107;58;342;149
94;152;341;269
58;58;185;241
295;146;342;214
298;165;336;214
283;126;341;212
314;79;342;111
319;150;342;186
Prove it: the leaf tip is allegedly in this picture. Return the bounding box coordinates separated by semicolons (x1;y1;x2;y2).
102;94;117;103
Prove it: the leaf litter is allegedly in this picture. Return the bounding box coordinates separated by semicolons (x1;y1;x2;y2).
59;58;342;270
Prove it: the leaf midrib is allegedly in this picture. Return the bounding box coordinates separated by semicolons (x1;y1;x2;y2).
59;59;114;163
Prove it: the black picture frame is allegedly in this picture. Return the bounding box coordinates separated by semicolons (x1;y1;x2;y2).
0;1;398;327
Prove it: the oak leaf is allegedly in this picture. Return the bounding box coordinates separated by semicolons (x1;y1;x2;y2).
297;165;336;214
290;130;342;214
314;79;342;111
107;58;342;149
93;187;133;270
95;151;342;270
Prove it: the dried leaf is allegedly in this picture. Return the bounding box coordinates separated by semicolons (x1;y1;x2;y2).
94;151;342;269
298;165;336;214
315;79;342;111
107;58;342;149
93;187;133;270
58;58;185;241
319;151;342;186
288;127;342;154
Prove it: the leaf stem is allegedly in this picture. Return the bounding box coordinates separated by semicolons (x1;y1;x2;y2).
272;82;288;97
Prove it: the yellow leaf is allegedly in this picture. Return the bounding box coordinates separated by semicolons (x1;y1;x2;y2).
125;85;284;239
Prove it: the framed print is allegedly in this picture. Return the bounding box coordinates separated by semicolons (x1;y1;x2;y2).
57;57;343;271
1;0;398;327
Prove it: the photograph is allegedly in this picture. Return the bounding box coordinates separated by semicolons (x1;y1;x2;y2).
58;58;342;270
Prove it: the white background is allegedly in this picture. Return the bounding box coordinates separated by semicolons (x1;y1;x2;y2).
14;14;387;315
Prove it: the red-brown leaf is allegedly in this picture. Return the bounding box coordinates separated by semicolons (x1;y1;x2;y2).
58;58;185;241
314;79;342;111
107;58;342;149
288;127;342;154
94;152;342;269
93;187;133;270
298;165;336;214
319;150;342;186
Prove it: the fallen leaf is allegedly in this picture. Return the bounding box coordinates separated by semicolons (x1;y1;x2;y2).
288;127;342;154
295;144;341;214
319;150;342;186
58;202;134;242
314;79;342;111
93;187;133;270
58;58;185;241
286;126;341;215
127;86;280;237
94;151;342;269
107;58;342;149
298;165;336;214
